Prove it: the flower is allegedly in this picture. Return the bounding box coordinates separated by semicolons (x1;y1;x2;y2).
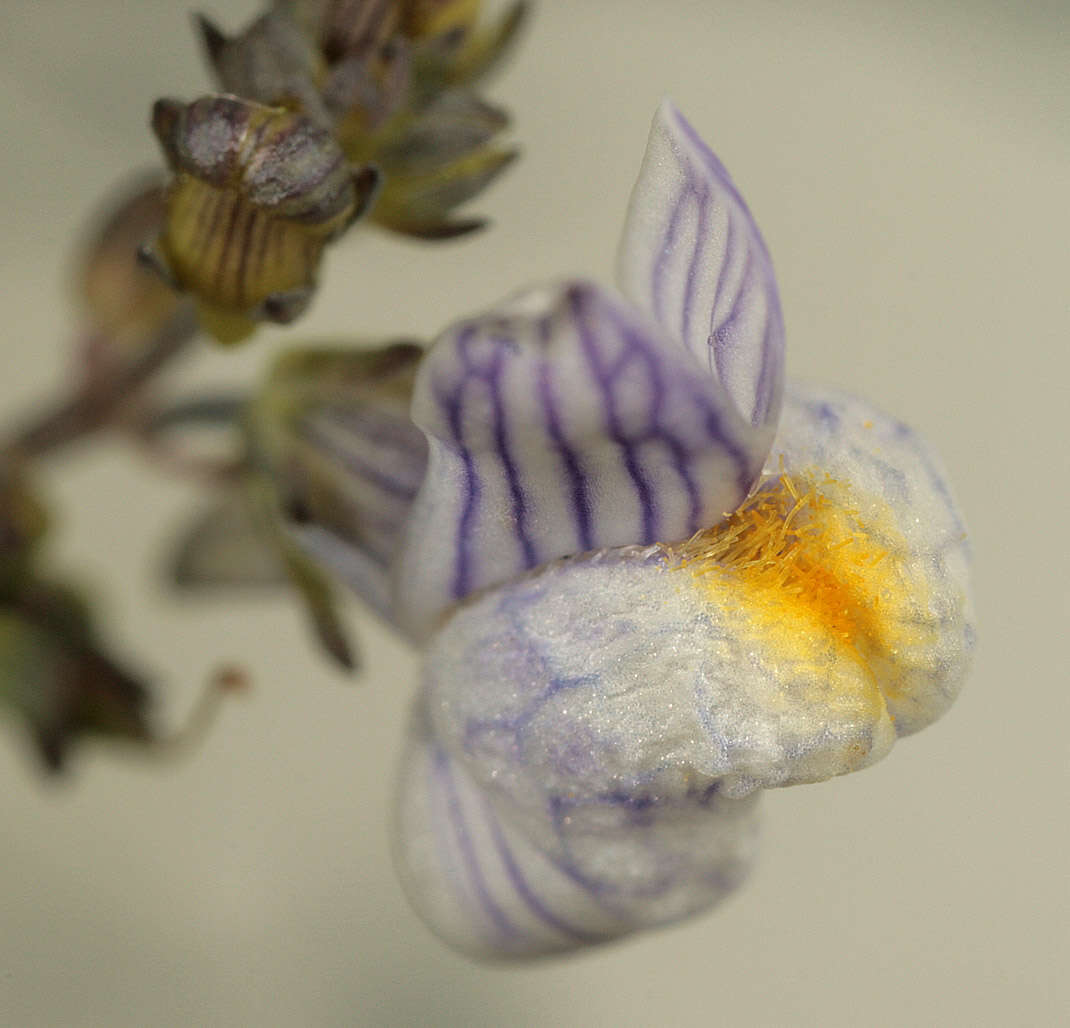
261;102;975;958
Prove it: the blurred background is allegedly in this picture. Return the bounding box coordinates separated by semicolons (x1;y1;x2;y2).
0;1;1067;1025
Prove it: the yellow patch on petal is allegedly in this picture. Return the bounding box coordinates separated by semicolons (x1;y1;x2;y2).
674;465;935;717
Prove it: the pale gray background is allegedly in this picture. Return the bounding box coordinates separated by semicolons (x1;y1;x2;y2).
0;1;1067;1025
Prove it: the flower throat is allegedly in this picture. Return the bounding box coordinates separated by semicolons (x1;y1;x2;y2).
674;465;915;672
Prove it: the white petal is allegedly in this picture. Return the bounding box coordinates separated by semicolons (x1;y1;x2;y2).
420;547;898;805
393;693;760;960
617;101;785;431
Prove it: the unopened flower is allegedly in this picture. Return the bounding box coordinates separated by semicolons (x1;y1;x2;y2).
278;0;527;82
199;2;521;240
277;0;402;63
196;9;334;127
241;340;427;624
161;345;427;670
143;94;379;343
248;344;426;557
267;102;974;958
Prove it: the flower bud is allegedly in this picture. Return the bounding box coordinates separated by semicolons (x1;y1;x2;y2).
359;92;515;238
245;342;427;622
144;94;379;343
196;11;331;127
278;0;403;63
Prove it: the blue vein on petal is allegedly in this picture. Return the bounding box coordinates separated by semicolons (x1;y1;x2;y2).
547;790;689;902
463;671;596;756
891;418;969;546
426;731;481;931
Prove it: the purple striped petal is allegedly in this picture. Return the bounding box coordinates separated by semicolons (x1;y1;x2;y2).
393;281;771;638
394;691;760;959
617;101;785;431
295;398;427;567
247;344;428;617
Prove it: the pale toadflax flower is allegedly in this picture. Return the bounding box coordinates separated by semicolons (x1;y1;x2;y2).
253;101;975;959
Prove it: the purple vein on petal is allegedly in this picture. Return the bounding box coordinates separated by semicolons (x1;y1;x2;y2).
700;398;754;499
488;337;537;569
438;327;481;599
653;186;690;327
572;287;658;543
669;104;750;214
480;793;607;946
708;210;736;372
660;431;702;537
536;329;593;551
299;421;422;501
680;185;709;347
433;743;518;942
711;248;751;392
620;102;784;431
